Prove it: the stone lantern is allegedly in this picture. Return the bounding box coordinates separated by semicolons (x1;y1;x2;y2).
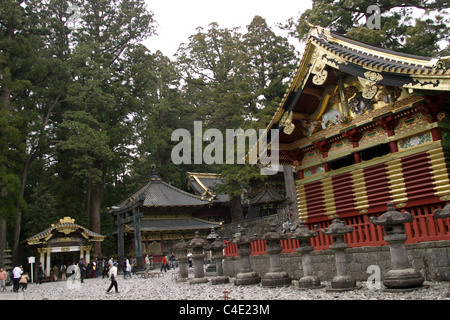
290;220;323;289
232;226;261;286
260;223;291;287
205;227;219;275
210;235;229;285
173;236;189;282
371;202;425;290
433;204;450;297
187;231;209;284
321;214;360;291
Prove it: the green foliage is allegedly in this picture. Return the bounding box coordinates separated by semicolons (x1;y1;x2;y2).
291;0;450;56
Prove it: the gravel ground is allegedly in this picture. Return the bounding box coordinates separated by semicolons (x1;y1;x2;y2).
20;269;450;301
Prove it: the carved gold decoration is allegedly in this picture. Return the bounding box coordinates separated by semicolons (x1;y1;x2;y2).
364;71;383;82
312;68;328;85
437;112;446;121
280;111;295;135
358;77;379;100
60;217;75;224
311;49;328;85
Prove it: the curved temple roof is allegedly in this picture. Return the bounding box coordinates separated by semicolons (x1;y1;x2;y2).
26;217;105;245
248;25;450;165
117;172;211;208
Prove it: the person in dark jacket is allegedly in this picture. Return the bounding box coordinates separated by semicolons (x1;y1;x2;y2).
37;262;45;284
78;258;87;283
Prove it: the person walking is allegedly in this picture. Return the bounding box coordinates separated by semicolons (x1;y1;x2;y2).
0;268;7;291
187;251;193;267
145;255;150;271
106;262;119;294
78;258;87;283
37;262;44;284
126;259;132;278
102;259;108;278
12;265;23;292
169;252;175;270
160;255;167;272
19;272;30;291
60;264;67;281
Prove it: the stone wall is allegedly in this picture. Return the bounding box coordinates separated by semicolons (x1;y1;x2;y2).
221;209;290;240
223;240;450;282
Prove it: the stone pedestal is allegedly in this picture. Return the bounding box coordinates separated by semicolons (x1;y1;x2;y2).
322;215;360;291
232;227;261;286
261;223;291;287
173;237;189;282
291;220;323;289
371;203;425;291
210;235;229;285
187;231;209;284
205;227;219;275
434;204;450;297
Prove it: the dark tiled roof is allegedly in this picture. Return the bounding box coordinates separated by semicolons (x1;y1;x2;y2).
249;188;286;205
117;176;210;208
310;29;446;75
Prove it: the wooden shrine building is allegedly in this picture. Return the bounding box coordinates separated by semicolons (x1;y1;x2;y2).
250;25;450;249
109;168;221;268
245;186;287;220
184;172;231;223
25;217;105;276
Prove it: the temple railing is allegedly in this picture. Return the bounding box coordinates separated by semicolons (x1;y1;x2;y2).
224;202;450;257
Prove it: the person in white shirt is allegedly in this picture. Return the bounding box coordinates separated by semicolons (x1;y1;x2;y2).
12;265;23;292
106;262;119;293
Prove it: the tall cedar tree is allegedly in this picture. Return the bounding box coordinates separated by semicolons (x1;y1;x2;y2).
175;17;296;222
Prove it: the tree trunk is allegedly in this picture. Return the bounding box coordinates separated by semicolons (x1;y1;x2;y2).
230;195;244;223
12;156;32;265
88;164;107;257
283;165;298;223
0;218;6;267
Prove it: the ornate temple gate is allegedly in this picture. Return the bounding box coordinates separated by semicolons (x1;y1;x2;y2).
26;217;105;277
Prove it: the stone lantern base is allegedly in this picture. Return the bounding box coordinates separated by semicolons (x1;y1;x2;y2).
190;277;209;285
234;272;261;286
211;276;230;285
326;275;361;292
298;275;323;289
261;271;291;288
382;268;426;291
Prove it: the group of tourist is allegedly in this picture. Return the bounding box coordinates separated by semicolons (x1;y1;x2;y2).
0;265;31;292
158;253;175;272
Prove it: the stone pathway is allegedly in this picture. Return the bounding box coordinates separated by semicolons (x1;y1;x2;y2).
5;269;449;300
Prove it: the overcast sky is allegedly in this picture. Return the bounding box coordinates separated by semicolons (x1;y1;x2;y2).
142;0;312;58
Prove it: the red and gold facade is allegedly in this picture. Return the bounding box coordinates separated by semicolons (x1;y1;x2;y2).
254;26;450;249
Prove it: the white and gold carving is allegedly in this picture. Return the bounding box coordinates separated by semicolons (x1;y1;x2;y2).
311;49;328;85
280;111;295;135
358;77;379;100
364;71;383;82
